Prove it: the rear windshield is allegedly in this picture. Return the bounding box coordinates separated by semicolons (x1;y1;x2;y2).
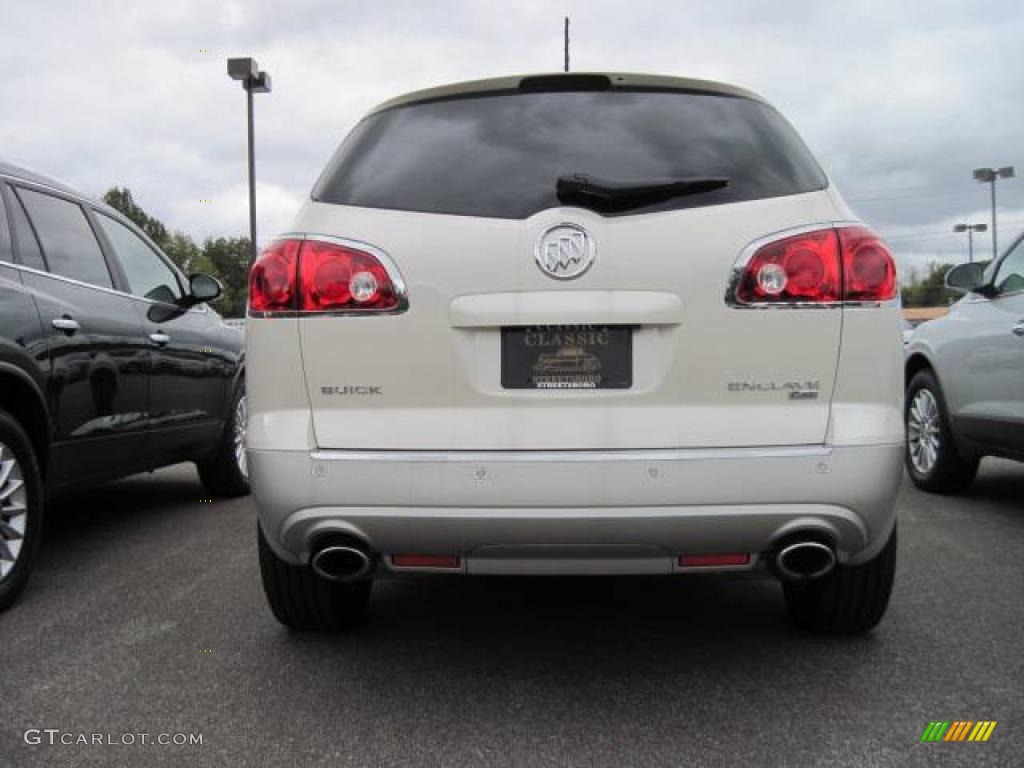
312;89;827;219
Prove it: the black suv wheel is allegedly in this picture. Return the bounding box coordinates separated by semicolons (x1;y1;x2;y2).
197;383;250;497
0;409;44;611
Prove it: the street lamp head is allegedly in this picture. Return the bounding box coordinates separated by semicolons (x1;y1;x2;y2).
953;224;967;232
973;167;996;182
250;71;272;94
974;223;988;232
998;166;1015;179
227;57;258;82
227;59;271;93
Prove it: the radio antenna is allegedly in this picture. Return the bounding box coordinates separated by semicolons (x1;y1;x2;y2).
564;17;570;72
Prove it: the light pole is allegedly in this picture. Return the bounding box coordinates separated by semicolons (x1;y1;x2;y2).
952;222;987;263
227;58;272;265
972;166;1015;261
564;17;570;72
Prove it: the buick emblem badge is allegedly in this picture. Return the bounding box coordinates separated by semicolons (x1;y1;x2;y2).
535;223;595;280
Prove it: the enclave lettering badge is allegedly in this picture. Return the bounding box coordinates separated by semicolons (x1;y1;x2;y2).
727;380;820;400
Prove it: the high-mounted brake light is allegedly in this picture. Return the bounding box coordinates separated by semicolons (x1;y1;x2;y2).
248;237;403;314
733;225;896;306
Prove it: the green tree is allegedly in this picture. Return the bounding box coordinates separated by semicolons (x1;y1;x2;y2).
101;187;249;317
198;237;251;317
162;231;201;272
902;262;957;307
102;187;169;247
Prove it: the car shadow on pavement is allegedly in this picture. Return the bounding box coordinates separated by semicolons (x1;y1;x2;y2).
40;467;205;551
956;457;1024;512
249;569;893;764
274;571;884;692
23;465;221;607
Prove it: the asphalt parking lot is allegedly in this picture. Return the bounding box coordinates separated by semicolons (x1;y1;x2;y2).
2;461;1022;768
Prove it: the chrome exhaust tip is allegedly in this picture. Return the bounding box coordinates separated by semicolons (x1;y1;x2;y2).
776;541;836;580
311;544;373;582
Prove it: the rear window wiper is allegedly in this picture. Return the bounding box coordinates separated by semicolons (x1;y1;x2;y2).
556;174;729;212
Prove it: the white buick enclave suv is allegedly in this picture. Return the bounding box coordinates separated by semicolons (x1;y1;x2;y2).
247;73;904;633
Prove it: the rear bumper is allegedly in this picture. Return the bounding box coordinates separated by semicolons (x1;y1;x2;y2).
249;443;903;575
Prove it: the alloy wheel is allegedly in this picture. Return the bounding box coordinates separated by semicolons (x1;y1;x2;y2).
908;388;941;475
234;394;248;479
0;442;27;580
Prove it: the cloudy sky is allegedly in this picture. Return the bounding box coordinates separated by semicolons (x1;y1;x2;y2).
1;0;1021;278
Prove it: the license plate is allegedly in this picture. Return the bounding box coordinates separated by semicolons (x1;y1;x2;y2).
501;325;633;389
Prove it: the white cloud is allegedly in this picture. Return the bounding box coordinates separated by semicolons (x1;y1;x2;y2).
170;180;303;242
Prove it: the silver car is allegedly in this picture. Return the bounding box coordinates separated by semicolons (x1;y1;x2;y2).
247;72;904;634
904;233;1024;492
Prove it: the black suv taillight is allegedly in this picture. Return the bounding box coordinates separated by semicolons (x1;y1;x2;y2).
733;225;896;306
249;237;404;314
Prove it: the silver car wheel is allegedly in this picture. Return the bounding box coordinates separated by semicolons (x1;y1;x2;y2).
234;394;248;479
0;441;28;580
908;388;941;475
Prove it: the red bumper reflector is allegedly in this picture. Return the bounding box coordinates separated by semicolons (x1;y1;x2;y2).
391;554;461;568
679;553;750;567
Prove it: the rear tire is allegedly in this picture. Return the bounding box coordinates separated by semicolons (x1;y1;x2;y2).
197;383;250;498
258;524;371;631
783;525;897;633
0;409;44;612
904;369;978;494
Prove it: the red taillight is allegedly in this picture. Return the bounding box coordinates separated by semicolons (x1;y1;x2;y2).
734;226;895;305
249;239;300;311
248;237;402;314
736;229;841;304
298;239;399;311
679;553;751;567
839;226;897;302
391;554;461;569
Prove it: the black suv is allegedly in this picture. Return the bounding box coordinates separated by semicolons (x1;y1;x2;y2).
0;161;247;611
